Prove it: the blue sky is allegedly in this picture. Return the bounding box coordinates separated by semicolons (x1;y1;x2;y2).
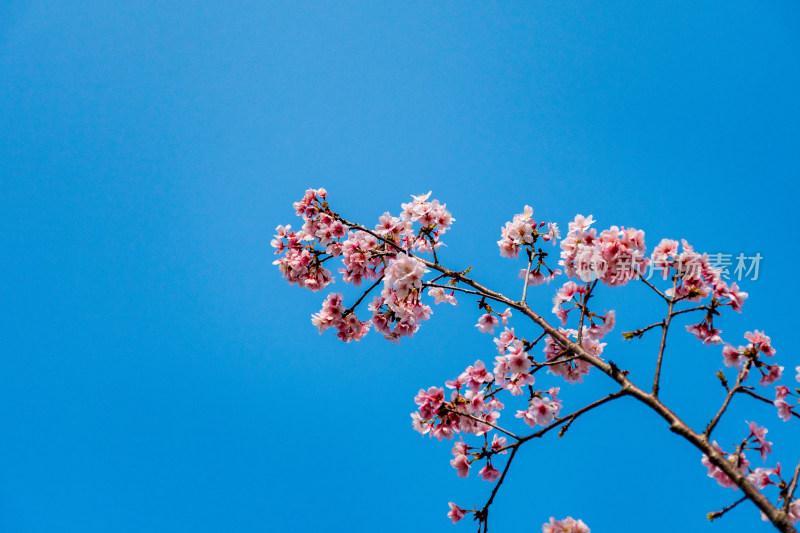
1;1;799;532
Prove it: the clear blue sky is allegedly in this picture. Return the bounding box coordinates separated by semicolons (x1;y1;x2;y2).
1;1;799;532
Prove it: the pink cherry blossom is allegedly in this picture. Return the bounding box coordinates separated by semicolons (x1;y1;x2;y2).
542;516;591;533
759;364;783;387
476;313;500;334
776;385;789;401
428;286;457;306
787;499;800;524
747;421;773;462
384;253;428;299
450;454;471;478
775;399;793;422
491;434;508;454
544;328;604;384
722;345;743;368
493;327;517;354
498;206;561;259
451;440;468;457
686;322;722;345
310;293;370;342
479;463;501;482
560;217;648;286
447;502;466;524
726;282;748;312
520;267;562;286
745;330;776;357
516;390;562;427
748;465;780;489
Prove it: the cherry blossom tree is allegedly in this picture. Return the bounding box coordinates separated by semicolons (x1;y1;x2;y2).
272;188;800;533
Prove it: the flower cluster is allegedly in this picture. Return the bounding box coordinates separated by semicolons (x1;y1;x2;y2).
493;328;536;396
339;230;382;286
542;516;591;533
516;388;562;427
370;271;433;342
653;239;748;311
274;189;456;343
271;223;335;292
399;191;455;252
774;385;798;422
746;421;773;462
310;293;370;342
276;191;796;530
720;331;781;386
411;364;505;442
543;327;607;384
448;435;508;483
498;205;559;259
559;215;648;287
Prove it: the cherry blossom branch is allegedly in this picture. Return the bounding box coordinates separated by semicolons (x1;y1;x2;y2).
332;214;798;532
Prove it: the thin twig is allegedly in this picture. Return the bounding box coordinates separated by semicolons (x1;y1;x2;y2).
520;249;534;305
640;275;669;302
708;496;747;521
784;457;800;513
424;282;495;300
670;305;708;318
519;390;629;443
576;280;597;346
342;276;384;317
740;389;800;420
653;277;677;397
480;444;520;533
442;407;521;440
704;360;753;438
